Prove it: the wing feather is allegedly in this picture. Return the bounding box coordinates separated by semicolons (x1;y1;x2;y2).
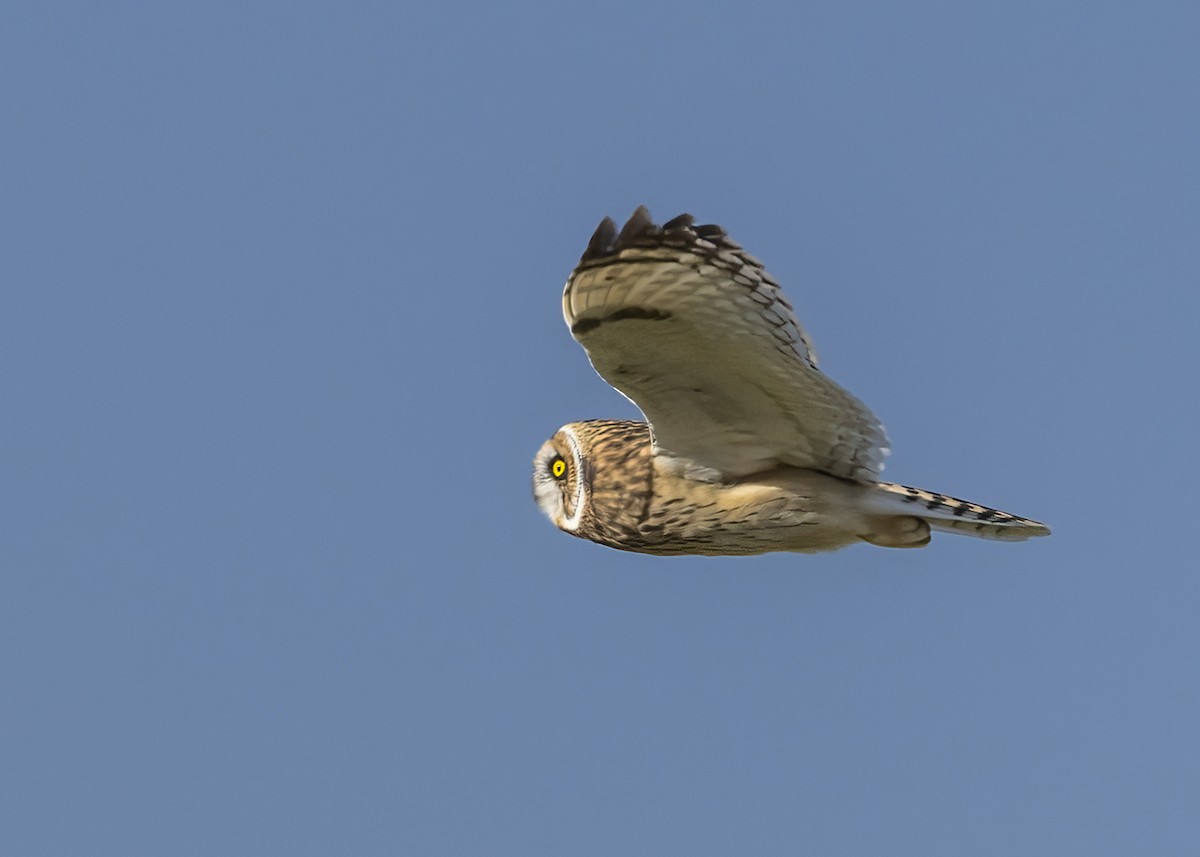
563;207;889;482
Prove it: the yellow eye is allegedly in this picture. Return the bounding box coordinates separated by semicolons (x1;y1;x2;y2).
551;457;567;479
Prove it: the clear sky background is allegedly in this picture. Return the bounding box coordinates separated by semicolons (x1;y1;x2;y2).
4;2;1198;854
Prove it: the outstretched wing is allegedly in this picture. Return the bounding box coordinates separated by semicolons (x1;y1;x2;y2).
563;207;888;482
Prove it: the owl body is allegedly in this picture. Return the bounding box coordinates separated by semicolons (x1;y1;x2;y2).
532;209;1049;556
534;420;944;555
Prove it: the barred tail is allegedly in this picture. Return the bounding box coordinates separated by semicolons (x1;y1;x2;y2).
866;481;1051;542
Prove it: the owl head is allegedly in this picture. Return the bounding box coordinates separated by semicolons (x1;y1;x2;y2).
532;420;654;545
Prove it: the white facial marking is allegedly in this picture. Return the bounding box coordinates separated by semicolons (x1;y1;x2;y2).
559;425;586;531
531;442;563;520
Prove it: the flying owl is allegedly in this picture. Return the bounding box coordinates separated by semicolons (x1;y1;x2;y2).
532;207;1050;555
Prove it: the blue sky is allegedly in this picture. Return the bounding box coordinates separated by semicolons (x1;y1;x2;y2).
3;2;1198;854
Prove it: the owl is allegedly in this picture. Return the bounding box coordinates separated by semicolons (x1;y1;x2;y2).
532;207;1050;555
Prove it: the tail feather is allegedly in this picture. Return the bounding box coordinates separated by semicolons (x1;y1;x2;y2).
865;481;1051;542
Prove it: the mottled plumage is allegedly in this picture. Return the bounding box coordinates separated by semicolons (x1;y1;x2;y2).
532;207;1049;555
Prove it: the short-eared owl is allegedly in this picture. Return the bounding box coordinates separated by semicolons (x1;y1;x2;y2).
533;207;1049;555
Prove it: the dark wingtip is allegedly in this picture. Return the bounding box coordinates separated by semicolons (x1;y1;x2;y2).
693;222;727;241
579;207;728;262
616;205;657;248
661;213;695;231
581;216;618;262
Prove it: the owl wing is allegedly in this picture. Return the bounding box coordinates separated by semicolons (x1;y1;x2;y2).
563;207;889;482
